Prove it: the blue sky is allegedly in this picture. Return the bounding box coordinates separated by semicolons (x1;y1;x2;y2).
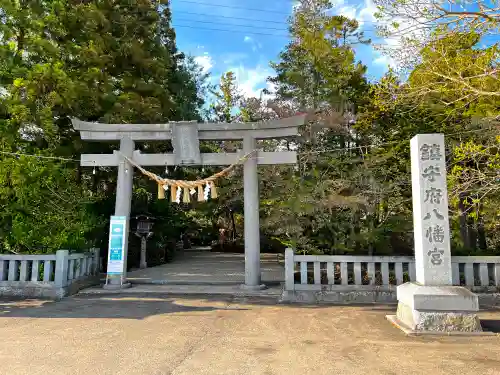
170;0;400;98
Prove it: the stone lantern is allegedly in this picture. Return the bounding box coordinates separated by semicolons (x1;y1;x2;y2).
133;215;155;269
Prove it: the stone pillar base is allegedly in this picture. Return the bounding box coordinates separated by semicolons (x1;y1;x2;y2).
240;284;267;291
395;302;482;332
387;282;492;335
103;282;131;290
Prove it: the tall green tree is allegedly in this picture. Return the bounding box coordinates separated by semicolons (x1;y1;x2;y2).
209;71;242;123
269;0;369;109
0;0;206;253
261;0;499;255
407;30;499;121
262;0;374;253
374;1;500;109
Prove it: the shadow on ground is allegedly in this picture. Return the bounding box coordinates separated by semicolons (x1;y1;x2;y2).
479;319;500;333
2;294;498;325
0;295;247;320
0;293;404;320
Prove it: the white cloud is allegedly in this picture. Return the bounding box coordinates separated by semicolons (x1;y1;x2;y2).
373;55;388;65
229;64;274;99
194;53;213;73
373;54;396;68
358;0;377;25
243;36;262;52
220;52;248;65
293;0;376;29
323;0;416;73
328;0;377;29
294;0;347;13
372;10;431;72
337;5;357;20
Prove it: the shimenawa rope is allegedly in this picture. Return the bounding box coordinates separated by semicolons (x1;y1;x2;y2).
118;150;257;202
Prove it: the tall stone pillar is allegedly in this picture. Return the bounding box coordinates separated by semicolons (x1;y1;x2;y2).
242;136;264;289
388;134;483;334
411;133;453;285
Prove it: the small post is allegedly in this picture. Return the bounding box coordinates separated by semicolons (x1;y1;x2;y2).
495;263;500;287
86;253;92;275
31;260;40;282
19;260;29;281
81;257;87;277
8;260;17;281
0;260;7;281
140;237;147;269
91;248;101;275
54;250;69;288
285;248;295;291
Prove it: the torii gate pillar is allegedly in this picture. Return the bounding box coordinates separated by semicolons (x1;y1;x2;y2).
108;137;135;287
243;135;262;289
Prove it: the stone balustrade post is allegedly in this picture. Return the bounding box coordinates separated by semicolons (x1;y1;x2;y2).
54;250;69;288
90;247;101;275
285;248;295;291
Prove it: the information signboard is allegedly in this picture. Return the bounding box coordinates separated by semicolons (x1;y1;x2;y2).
106;216;127;276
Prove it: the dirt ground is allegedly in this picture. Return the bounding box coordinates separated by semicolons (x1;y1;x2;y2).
1;294;499;375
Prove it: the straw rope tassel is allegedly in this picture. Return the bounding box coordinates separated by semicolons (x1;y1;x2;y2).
183;187;190;203
198;184;204;202
210;182;218;199
158;183;165;199
117;151;256;202
170;185;177;203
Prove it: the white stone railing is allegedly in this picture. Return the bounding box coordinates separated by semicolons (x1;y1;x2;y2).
284;249;500;292
0;249;100;298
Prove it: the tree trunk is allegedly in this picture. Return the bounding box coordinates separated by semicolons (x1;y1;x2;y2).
230;210;237;241
474;202;487;251
368;213;375;256
76;165;82;184
378;198;387;226
477;218;487;251
458;193;470;248
352;210;360;252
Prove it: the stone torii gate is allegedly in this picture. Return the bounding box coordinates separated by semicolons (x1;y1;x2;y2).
71;115;306;289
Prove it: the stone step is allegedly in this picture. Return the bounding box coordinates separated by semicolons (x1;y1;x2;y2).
126;278;283;287
99;276;283;287
78;283;283;299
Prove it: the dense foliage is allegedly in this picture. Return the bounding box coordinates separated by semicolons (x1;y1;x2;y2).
0;0;206;257
257;0;499;255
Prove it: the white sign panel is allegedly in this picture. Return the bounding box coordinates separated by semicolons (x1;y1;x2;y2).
107;216;127;275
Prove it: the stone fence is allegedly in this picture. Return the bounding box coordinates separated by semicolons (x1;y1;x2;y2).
281;249;500;305
0;249;100;299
